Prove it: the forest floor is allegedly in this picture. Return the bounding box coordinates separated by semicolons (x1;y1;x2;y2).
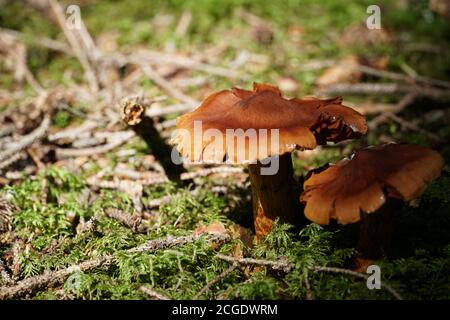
0;0;449;300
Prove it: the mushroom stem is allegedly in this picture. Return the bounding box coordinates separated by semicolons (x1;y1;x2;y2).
248;153;300;238
357;200;399;259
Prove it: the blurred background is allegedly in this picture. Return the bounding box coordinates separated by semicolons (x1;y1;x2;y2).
1;0;449;153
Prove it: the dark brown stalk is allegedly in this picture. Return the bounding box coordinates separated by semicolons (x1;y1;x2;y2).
248;153;300;238
357;199;401;259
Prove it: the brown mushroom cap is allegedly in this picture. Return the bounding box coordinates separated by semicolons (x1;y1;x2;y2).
300;143;445;225
172;83;367;164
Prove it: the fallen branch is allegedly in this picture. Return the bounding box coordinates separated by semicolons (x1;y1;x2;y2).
76;216;97;235
147;195;172;209
316;83;450;100
313;266;403;300
48;0;99;92
368;93;417;129
348;102;398;115
140;285;170;300
216;254;292;273
304;271;314;300
0;233;230;299
139;64;198;107
217;254;403;300
351;64;450;89
146;103;194;118
0;116;50;163
104;208;147;233
194;263;238;299
387;113;443;144
0;152;27;172
180;167;245;180
87;172;167;194
128;50;247;80
87;173;145;213
0;27;73;55
155;119;177;132
0;124;15;138
0;259;13;286
55;131;135;159
113;166;168;183
48;120;99;142
71;136;106;149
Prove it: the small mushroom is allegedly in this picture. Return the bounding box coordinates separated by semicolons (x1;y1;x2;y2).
171;83;367;237
300;143;444;260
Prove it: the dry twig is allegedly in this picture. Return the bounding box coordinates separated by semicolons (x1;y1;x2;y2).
313;266;403;300
48;0;99;92
216;254;292;273
104;208;147;233
180;167;245;180
139;64;198;107
0;116;50;163
194;263;238;299
55;131;135;159
0;233;230;299
139;286;170;300
369;93;417;129
0;152;27;172
316;83;450;100
0;259;14;286
217;254;403;300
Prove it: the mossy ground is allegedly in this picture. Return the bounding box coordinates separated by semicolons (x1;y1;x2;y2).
0;0;449;299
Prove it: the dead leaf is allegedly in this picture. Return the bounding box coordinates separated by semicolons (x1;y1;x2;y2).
353;257;374;273
194;221;228;236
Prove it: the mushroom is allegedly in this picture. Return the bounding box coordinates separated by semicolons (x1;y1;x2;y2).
171;83;367;237
300;143;444;260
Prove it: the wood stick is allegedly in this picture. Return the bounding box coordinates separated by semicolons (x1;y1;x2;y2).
194;263;238;299
216;254;292;273
0;27;73;55
0;233;230;299
304;271;314;300
180;167;244;180
316;83;450;100
313;266;403;300
48;0;99;92
55;131;135;159
146;103;195;118
104;208;147;233
388;114;443;143
48;120;99;142
140;286;170;300
0;124;15;139
218;254;403;300
0;152;27;172
0;259;14;286
368;93;417;129
0;116;50;163
139;64;198;107
129;50;247;80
